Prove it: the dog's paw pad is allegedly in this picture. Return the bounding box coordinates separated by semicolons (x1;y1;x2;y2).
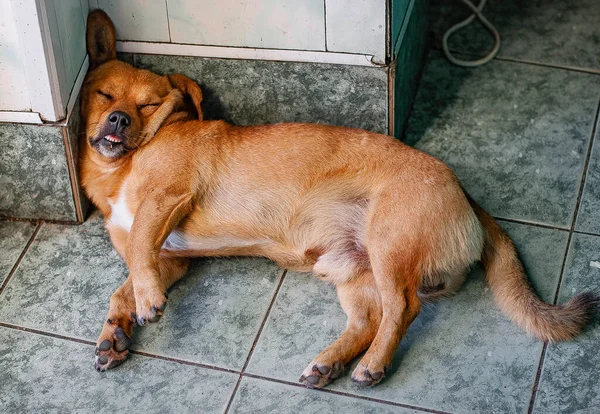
351;364;387;387
94;328;132;372
299;361;343;388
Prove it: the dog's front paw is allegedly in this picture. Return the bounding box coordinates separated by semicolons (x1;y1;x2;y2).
299;361;344;388
351;361;388;387
95;321;134;372
134;287;168;325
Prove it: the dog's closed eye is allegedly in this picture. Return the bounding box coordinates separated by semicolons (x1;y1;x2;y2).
138;103;160;117
97;90;113;100
137;103;160;109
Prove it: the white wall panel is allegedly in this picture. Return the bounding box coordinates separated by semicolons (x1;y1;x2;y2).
98;0;170;42
167;0;325;51
326;0;386;63
0;0;31;111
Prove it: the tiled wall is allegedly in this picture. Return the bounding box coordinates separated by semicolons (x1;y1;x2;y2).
0;0;31;111
45;0;89;113
92;0;388;62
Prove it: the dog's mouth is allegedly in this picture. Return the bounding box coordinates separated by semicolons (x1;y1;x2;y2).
103;134;122;144
90;132;129;158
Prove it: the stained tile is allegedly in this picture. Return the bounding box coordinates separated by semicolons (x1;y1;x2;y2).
0;220;36;285
0;123;77;221
533;233;600;413
325;0;386;62
168;0;325;51
247;222;569;413
0;327;237;413
98;0;170;42
0;211;281;370
575;129;600;235
133;54;389;134
405;52;600;227
429;0;600;70
0;213;127;338
229;376;420;414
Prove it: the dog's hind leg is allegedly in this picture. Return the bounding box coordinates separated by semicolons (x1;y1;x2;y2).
94;257;189;372
349;195;424;387
350;252;421;386
299;272;382;388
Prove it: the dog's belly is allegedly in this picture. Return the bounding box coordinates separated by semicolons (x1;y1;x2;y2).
162;229;265;252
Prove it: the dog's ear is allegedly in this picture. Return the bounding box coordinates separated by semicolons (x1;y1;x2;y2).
168;74;204;121
86;10;117;70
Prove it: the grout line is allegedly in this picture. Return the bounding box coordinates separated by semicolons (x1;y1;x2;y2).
563;95;600;246
0;322;241;374
527;341;548;414
572;229;600;237
241;373;453;414
431;46;600;75
527;93;600;414
165;0;172;43
0;216;79;225
323;0;328;51
494;217;569;232
224;269;287;413
0;222;42;297
0;322;96;346
128;349;239;374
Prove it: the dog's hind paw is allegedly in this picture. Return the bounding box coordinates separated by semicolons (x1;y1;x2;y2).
94;325;132;372
299;361;344;388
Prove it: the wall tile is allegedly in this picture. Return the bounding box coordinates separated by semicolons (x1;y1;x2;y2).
134;54;388;133
98;0;170;42
326;0;386;62
42;0;88;108
168;0;325;51
0;0;31;111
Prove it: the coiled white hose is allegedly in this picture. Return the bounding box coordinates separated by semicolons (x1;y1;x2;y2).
442;0;501;67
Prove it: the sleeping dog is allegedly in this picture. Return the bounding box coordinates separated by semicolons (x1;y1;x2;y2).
81;10;597;387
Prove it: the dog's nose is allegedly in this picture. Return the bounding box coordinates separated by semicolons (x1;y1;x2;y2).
108;111;131;129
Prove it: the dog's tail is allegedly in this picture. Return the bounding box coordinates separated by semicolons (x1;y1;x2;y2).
469;197;598;342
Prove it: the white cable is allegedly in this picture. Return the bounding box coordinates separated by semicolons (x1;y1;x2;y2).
442;0;501;67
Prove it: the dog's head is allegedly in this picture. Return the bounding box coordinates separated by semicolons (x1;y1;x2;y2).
82;10;203;160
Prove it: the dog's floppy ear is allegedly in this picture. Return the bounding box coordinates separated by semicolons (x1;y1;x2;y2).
168;74;204;121
86;10;117;70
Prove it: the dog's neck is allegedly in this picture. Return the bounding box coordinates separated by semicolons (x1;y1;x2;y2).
163;110;197;126
80;143;133;215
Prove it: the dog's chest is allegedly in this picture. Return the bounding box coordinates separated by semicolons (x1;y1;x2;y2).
108;185;134;232
107;183;261;252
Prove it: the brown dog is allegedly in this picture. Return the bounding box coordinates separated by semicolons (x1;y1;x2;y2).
81;10;597;387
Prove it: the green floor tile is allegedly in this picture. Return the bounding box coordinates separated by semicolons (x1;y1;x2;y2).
0;327;237;413
405;52;599;227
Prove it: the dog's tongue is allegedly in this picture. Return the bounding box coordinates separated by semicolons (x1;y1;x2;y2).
104;134;122;143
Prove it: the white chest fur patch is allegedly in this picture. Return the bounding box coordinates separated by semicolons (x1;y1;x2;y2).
108;184;134;232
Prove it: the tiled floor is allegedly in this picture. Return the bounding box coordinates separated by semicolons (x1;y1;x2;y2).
2;1;600;413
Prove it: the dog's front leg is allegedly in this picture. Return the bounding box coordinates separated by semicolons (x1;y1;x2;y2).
95;257;190;371
126;190;194;325
139;89;183;145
